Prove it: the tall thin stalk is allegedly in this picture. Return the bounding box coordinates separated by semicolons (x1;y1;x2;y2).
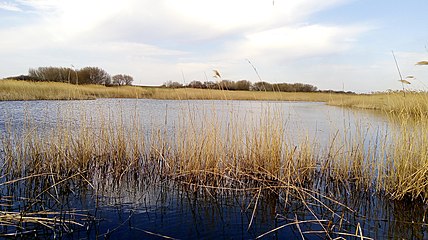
392;50;405;97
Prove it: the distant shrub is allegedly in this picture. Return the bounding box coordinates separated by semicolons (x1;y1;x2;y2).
187;80;204;89
79;67;111;85
252;81;273;91
162;81;184;88
25;66;132;86
28;67;73;83
5;75;40;81
112;74;133;86
181;79;319;92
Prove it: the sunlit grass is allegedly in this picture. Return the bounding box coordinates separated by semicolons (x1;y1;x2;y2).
0;80;152;100
148;87;338;101
327;91;428;118
1;79;342;101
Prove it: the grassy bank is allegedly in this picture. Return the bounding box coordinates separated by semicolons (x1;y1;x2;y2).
0;80;153;100
0;79;342;101
147;87;338;101
328;91;428;118
3;80;428;119
2;80;428;115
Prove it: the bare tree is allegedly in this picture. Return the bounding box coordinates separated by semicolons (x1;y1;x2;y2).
112;74;134;86
79;67;111;85
123;75;133;85
28;67;71;82
163;81;183;88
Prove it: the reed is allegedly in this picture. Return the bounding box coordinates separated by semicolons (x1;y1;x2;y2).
327;91;428;201
327;91;428;118
0;103;342;237
1;99;427;237
379;113;428;201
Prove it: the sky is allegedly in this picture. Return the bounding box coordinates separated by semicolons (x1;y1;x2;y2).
0;0;427;93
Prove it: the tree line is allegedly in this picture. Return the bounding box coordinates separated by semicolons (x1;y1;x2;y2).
8;66;133;86
162;79;318;92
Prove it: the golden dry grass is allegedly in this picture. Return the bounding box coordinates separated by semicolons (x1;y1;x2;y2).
0;80;153;100
148;87;339;101
327;92;428;118
1;79;343;101
2;80;428;120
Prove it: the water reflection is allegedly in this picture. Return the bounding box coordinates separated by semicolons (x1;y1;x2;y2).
0;99;390;144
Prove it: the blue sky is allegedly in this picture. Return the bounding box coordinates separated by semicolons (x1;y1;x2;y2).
1;0;427;92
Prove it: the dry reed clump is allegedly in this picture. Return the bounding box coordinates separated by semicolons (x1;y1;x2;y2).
1;103;427;199
327;92;428;201
328;92;428;118
379;113;428;201
0;104;344;238
166;106;320;189
320;124;378;192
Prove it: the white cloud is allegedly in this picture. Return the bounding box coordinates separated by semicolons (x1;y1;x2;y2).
10;0;352;43
2;0;383;90
0;2;22;11
225;24;368;62
164;0;349;32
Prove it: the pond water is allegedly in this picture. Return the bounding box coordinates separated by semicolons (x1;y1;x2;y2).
0;99;389;143
0;99;426;239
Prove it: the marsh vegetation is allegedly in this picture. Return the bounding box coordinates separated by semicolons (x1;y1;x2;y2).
0;98;427;239
1;79;349;101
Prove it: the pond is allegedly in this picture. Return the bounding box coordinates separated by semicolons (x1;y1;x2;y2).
0;99;388;143
0;99;426;239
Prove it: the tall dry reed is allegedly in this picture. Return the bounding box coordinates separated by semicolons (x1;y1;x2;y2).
1;101;427;199
2;99;428;238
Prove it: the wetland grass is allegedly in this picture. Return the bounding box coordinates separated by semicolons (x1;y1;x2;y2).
0;80;153;100
327;91;428;118
1;101;427;238
2;79;428;117
327;91;428;201
147;87;337;102
1;79;341;101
